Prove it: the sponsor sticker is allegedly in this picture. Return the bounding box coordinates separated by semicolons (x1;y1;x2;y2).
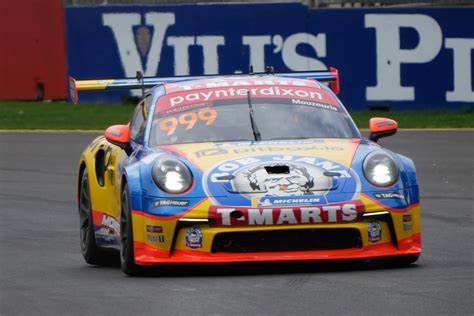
185;227;203;249
147;234;165;243
403;224;412;231
95;227;116;242
160;86;335;110
374;192;405;200
291;99;339;112
101;214;120;235
376;121;396;127
251;196;327;207
195;144;344;158
161;101;212;117
403;215;412;222
219;139;326;146
146;225;163;233
368;221;382;243
209;201;364;226
165;78;316;93
154;199;190;207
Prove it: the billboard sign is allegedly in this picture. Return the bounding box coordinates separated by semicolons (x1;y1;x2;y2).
66;4;474;109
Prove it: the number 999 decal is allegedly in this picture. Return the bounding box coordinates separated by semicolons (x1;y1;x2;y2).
159;108;217;135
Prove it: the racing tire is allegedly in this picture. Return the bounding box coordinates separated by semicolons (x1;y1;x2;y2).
372;255;419;267
120;183;142;276
79;169;116;266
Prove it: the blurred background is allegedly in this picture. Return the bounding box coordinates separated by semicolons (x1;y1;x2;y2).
0;0;472;110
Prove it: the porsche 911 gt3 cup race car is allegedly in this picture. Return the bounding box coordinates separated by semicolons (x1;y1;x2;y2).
72;68;421;275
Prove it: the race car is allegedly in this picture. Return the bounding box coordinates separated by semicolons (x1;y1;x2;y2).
72;68;421;276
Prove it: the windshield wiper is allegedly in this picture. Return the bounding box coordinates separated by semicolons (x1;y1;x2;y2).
247;91;261;141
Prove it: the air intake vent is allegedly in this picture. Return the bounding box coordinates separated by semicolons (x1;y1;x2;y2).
264;165;289;174
211;229;362;253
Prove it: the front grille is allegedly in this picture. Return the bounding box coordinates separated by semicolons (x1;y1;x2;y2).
211;228;362;253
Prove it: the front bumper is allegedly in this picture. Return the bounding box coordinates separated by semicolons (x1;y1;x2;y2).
131;201;421;266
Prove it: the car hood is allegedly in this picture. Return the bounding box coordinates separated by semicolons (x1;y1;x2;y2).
141;138;412;218
153;138;363;201
158;138;361;171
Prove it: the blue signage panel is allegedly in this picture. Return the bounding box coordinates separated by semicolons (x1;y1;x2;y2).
66;4;474;110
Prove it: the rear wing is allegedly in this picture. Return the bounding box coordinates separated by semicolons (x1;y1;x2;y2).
69;67;340;104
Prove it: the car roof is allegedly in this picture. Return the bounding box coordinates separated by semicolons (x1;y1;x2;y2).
154;75;340;114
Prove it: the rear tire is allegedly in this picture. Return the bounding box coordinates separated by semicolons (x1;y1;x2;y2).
120;183;142;276
79;169;116;265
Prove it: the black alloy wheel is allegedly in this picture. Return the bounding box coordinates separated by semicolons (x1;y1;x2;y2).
79;169;102;264
120;183;142;276
79;169;116;265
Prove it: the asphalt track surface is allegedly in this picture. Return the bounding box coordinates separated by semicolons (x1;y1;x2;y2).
0;131;473;315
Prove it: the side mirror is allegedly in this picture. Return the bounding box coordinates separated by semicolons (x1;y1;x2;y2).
104;125;131;153
369;117;398;142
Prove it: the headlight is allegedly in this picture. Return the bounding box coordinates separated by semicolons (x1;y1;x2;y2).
152;157;193;194
363;151;399;187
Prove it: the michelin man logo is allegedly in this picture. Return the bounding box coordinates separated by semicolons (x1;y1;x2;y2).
204;155;360;207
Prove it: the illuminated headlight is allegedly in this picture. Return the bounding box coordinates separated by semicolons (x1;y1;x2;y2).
363;151;399;187
152;158;193;194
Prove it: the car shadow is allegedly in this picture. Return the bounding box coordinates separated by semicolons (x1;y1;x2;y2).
125;259;420;278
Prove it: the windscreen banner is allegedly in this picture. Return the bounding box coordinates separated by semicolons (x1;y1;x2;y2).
66;4;474;110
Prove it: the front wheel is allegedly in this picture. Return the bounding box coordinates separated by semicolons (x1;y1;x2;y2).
120;183;142;276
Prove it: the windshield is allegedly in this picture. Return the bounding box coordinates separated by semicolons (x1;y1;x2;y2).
150;80;361;146
149;96;358;146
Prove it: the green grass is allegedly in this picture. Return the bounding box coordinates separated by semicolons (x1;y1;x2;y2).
0;101;135;130
0;101;473;130
350;110;474;129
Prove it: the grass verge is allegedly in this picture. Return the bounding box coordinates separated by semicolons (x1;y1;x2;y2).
0;101;473;130
0;101;134;130
350;110;474;129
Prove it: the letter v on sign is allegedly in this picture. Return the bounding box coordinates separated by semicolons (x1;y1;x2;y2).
103;13;176;96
